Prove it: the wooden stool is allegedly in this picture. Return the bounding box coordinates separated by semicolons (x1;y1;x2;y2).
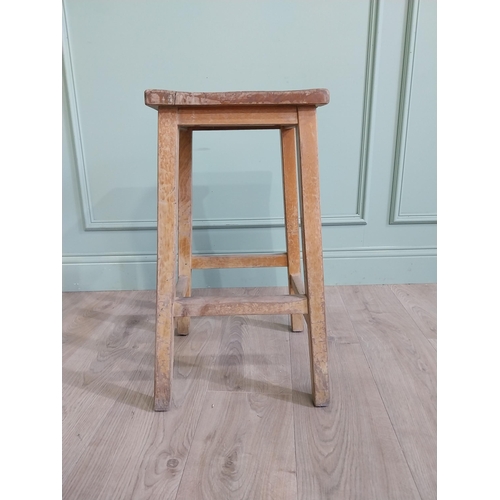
145;89;330;411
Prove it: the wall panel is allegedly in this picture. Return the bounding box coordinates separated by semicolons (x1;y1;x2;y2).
62;0;436;290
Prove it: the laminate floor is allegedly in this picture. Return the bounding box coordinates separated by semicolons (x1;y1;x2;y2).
62;285;436;500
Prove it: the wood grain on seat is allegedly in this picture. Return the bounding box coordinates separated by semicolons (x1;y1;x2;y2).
145;88;329;109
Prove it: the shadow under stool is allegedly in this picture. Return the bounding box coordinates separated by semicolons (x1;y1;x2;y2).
144;88;330;411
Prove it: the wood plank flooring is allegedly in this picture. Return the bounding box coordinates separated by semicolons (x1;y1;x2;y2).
62;285;436;500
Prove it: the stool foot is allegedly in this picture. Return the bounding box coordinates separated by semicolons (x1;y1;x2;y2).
154;400;170;412
155;402;170;411
176;317;190;336
308;322;330;407
291;314;304;332
154;299;175;411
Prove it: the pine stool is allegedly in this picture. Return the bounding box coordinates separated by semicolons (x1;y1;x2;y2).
145;89;330;411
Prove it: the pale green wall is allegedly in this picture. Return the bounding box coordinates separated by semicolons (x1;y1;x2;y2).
62;0;436;291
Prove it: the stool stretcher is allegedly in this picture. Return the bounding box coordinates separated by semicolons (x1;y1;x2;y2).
173;294;308;318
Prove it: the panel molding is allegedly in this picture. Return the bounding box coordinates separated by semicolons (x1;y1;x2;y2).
351;0;378;226
63;0;378;231
390;0;437;225
62;2;94;230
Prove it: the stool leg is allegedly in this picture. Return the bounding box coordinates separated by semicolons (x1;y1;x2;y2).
280;127;304;332
155;108;179;411
176;129;193;335
297;107;330;407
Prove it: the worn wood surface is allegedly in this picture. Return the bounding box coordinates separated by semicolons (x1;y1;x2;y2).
176;106;298;128
192;252;287;269
154;108;179;411
281;127;304;332
150;92;328;408
297;106;329;407
63;285;436;499
177;128;193;336
174;294;308;318
145;88;330;109
152;98;321;408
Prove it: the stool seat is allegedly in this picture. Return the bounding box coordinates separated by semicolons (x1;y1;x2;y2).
145;88;330;109
147;88;330;411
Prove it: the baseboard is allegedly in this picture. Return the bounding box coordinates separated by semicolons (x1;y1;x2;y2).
322;246;436;285
62;247;436;291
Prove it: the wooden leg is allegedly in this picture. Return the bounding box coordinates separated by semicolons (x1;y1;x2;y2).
177;129;193;335
155;108;179;411
297;106;330;407
281;127;304;332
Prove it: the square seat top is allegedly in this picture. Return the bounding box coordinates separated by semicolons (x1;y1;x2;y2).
144;89;329;110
